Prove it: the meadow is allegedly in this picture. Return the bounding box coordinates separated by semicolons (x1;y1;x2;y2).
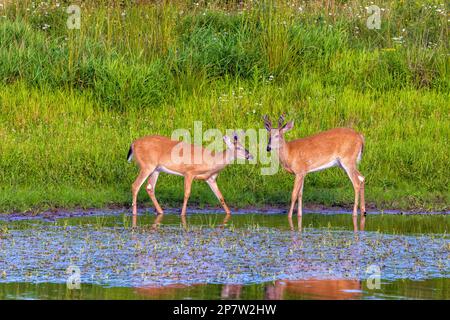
0;0;448;213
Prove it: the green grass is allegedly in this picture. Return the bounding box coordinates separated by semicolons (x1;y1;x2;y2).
0;0;448;213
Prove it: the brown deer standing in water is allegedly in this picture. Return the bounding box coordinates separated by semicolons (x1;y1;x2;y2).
127;133;253;216
263;114;366;217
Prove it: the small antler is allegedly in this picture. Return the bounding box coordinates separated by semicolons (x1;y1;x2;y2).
263;115;272;131
278;112;286;128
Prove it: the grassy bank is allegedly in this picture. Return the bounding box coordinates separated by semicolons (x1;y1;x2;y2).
0;1;448;213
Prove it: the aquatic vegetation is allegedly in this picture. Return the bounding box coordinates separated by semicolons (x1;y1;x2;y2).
0;214;448;288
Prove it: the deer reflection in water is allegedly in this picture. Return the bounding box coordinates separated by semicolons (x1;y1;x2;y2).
132;212;165;229
132;213;232;230
264;279;362;300
287;214;366;233
135;279;363;300
221;284;243;299
132;213;367;299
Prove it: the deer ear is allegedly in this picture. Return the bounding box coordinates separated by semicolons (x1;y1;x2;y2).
223;135;234;148
281;120;294;133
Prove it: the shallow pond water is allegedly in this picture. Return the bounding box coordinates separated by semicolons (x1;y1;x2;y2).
0;212;448;299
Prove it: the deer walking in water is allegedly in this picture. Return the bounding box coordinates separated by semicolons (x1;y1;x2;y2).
263;114;366;217
127;133;253;216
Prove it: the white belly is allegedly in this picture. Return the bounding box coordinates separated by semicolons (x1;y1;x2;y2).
308;159;339;173
157;165;183;176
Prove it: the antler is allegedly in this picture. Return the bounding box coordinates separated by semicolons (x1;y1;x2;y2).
278;112;286;128
263;115;272;130
232;130;239;142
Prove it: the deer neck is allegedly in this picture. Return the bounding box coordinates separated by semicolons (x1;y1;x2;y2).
213;148;235;171
277;138;292;172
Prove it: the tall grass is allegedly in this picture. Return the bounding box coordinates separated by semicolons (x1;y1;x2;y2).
0;0;448;212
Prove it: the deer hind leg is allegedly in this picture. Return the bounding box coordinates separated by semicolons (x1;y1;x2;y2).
146;171;164;215
132;168;154;216
341;161;365;217
359;175;366;216
296;174;305;217
181;174;194;216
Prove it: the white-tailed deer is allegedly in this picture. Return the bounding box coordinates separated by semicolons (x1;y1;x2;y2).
127;133;253;216
263;114;366;217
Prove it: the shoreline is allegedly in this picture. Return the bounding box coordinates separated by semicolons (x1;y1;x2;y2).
1;204;449;222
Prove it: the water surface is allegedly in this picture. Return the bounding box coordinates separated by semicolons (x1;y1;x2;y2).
0;212;448;299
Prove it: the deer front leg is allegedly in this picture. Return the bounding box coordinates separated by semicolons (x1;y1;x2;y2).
288;174;303;218
181;175;193;216
206;177;231;215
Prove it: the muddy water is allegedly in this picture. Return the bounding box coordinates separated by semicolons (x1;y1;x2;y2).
0;212;448;300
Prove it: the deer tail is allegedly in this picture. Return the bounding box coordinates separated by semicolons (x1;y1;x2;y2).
127;144;133;163
357;134;365;163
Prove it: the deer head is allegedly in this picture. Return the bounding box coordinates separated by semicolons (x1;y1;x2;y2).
263;114;294;152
